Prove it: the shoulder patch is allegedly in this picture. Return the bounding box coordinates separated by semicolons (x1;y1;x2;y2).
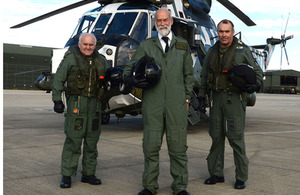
251;51;257;59
175;42;188;51
236;45;244;53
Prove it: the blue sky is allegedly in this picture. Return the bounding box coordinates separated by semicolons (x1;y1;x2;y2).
2;0;300;71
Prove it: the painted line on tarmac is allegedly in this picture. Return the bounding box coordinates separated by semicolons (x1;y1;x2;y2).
100;138;117;142
248;119;300;126
246;130;300;135
246;119;300;135
34;108;53;111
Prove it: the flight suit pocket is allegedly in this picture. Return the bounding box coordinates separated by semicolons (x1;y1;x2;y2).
65;114;87;138
168;126;187;153
224;116;243;140
143;128;162;154
86;116;101;138
91;118;100;131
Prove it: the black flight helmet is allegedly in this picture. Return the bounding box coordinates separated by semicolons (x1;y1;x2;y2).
131;56;161;89
105;67;124;91
229;63;256;91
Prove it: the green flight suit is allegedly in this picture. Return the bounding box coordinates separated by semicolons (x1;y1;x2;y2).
123;33;194;194
199;38;263;182
52;46;108;177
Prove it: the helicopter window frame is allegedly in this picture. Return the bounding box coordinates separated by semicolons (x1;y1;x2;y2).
105;11;138;36
80;14;98;33
147;11;156;38
92;13;112;35
70;13;99;38
128;11;151;42
102;10;153;39
150;10;159;37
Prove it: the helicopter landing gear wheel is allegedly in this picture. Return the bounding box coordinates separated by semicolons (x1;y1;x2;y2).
101;112;110;124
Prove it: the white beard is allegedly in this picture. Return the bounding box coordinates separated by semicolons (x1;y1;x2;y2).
155;23;171;37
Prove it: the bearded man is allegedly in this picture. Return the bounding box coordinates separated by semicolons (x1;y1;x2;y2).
123;8;194;195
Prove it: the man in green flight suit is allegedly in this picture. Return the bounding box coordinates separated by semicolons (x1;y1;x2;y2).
123;8;194;195
52;33;108;188
198;19;263;189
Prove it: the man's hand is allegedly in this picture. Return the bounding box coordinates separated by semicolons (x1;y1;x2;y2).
124;75;148;89
244;82;261;94
54;100;65;114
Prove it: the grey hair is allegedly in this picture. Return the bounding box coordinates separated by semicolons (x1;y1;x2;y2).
155;8;172;20
79;33;97;45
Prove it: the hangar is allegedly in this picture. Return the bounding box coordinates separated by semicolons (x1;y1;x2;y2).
3;43;54;90
263;69;300;94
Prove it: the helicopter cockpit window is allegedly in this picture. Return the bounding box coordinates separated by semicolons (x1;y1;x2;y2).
105;12;138;36
92;14;112;35
130;12;148;42
71;14;98;38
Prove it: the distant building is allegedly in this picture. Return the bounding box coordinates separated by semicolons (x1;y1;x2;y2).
263;70;300;94
3;43;55;90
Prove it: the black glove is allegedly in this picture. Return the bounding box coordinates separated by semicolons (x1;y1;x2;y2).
197;97;206;113
244;82;261;94
124;75;148;89
121;76;135;94
54;100;65;114
121;84;133;95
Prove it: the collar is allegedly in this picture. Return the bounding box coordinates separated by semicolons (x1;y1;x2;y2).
158;31;173;41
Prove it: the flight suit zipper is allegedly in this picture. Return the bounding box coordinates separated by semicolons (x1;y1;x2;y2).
164;55;167;118
216;53;223;91
88;60;92;97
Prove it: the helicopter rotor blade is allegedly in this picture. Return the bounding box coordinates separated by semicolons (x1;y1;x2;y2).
10;0;97;29
216;0;256;26
284;47;290;65
285;35;294;41
283;12;290;35
278;13;293;68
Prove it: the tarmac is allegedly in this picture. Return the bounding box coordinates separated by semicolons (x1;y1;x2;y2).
3;90;300;195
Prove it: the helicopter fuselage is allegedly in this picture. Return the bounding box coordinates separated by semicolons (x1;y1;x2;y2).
47;1;218;119
36;0;271;124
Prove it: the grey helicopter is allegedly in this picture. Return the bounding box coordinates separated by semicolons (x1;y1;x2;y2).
11;0;293;124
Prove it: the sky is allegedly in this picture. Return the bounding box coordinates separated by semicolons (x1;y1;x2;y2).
2;0;300;71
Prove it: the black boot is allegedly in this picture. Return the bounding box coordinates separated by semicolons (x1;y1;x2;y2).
234;179;246;189
60;176;71;188
81;175;102;185
204;175;225;184
177;190;191;195
138;189;153;195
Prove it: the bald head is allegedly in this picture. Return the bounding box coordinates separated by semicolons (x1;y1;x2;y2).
78;33;97;56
